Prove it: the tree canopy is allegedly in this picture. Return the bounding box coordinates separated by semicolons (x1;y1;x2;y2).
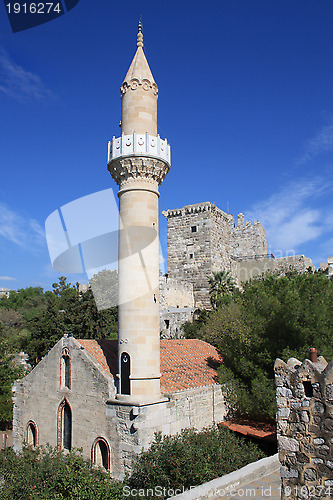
184;269;333;420
0;273;118;428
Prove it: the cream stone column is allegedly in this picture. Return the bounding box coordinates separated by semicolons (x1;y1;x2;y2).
107;23;170;403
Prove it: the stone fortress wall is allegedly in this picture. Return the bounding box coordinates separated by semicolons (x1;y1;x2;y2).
159;276;194;338
274;350;333;500
163;202;268;310
162;201;316;317
319;257;333;277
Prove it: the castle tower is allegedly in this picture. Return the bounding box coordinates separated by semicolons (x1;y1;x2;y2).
107;23;170;402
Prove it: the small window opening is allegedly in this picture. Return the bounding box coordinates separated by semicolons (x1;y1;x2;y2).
303;381;313;398
61;348;71;389
93;438;110;471
164;319;170;329
191;226;197;233
27;421;37;447
189;253;193;259
63;402;72;451
121;352;131;395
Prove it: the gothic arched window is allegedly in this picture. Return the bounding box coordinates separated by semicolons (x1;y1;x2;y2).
121;352;130;395
92;437;110;471
26;420;38;447
60;348;71;389
57;399;72;451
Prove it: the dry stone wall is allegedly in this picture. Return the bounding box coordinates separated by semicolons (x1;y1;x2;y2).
274;352;333;500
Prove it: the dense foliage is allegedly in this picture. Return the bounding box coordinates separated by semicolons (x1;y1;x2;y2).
0;446;123;500
128;426;265;498
184;269;333;420
0;344;23;428
0;274;118;428
0;428;265;499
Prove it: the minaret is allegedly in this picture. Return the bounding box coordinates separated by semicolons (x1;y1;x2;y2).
107;23;170;403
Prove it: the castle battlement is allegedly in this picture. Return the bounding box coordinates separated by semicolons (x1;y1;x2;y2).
164;201;268;308
163;202;232;224
275;352;333;499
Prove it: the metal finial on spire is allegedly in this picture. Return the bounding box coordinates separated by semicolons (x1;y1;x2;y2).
137;18;143;48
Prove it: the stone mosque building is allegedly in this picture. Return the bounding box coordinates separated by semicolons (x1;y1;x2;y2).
12;24;227;478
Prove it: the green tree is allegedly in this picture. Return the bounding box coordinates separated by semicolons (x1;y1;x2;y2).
129;426;265;498
185;270;333;420
208;270;236;308
0;343;23;429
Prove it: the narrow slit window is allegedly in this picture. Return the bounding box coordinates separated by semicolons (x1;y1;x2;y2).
303;381;313;398
57;399;72;451
121;352;131;395
191;226;197;233
60;348;71;389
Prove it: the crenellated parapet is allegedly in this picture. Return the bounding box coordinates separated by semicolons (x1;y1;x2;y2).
163;202;232;225
274;352;333;500
230;215;267;258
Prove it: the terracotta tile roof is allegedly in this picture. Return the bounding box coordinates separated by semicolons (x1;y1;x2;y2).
76;338;222;393
76;339;118;377
220;417;277;442
160;339;222;392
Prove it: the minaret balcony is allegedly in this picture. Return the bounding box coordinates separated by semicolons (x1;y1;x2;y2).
108;132;171;166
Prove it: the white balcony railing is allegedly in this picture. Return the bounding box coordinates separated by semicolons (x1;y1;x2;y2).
108;132;171;165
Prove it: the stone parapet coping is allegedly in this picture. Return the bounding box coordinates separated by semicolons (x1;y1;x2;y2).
167;453;279;500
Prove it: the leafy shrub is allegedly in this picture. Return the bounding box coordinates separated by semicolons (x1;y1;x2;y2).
128;426;265;498
0;445;123;500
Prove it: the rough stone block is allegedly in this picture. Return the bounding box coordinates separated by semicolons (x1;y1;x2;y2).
278;408;291;419
303;468;317;481
279;437;300;452
280;466;299;478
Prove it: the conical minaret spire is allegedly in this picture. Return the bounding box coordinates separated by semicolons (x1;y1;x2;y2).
107;25;170;403
120;22;158;136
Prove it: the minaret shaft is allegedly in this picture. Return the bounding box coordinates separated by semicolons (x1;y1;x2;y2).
108;24;170;403
118;184;160;400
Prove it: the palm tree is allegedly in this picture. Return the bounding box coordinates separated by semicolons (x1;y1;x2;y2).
208;271;235;309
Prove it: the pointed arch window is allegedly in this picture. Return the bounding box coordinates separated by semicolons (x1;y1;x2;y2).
57;399;72;451
26;420;38;447
60;348;71;389
121;352;131;395
92;437;110;471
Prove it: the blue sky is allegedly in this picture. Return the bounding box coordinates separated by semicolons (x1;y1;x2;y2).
1;0;333;291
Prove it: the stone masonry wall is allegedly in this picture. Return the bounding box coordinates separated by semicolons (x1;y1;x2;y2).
163;203;223;309
159;275;194;310
274;354;333;500
12;337;122;476
106;383;227;478
229;214;267;259
164;203;269;309
275;255;315;274
160;307;194;338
